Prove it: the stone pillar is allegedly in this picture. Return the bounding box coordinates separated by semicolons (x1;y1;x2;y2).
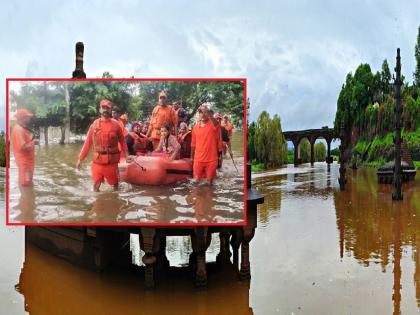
216;231;232;264
139;227;160;289
239;227;256;280
293;139;300;166
191;227;210;288
338;121;347;191
392;48;403;201
72;42;86;79
230;230;241;269
326;139;332;164
310;139;315;166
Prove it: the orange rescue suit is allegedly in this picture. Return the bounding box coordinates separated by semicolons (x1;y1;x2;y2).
11;125;35;186
79;118;127;165
149;105;177;147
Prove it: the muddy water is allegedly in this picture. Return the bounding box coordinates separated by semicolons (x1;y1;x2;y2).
251;163;419;314
8;131;244;224
1;163;419;314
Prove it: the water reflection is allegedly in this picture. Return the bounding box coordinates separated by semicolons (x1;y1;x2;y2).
250;163;419;314
9;132;244;224
17;242;253;315
334;168;420;312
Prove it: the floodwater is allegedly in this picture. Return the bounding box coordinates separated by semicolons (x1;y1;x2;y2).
0;163;419;314
8;131;244;224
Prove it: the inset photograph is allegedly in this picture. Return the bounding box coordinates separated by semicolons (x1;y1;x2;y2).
7;79;245;224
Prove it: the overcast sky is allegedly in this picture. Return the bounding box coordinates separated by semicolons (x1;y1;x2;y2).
1;0;419;131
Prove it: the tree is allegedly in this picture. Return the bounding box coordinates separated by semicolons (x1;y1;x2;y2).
314;142;326;162
254;111;287;167
247;121;256;161
381;59;391;94
414;26;420;86
0;131;5;167
299;139;311;163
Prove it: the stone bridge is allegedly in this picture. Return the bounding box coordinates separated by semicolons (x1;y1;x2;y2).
283;127;339;166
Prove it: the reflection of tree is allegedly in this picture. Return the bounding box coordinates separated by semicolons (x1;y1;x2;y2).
253;175;282;225
334;168;420;309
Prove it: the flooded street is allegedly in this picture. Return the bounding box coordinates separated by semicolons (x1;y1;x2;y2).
1;163;419;314
8;131;244;224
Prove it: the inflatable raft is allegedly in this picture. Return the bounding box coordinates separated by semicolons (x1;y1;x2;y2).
119;156;193;186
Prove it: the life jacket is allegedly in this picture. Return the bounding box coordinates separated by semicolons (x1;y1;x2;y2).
150;105;175;138
92;118;121;165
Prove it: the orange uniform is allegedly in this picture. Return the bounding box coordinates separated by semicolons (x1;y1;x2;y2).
11;125;35;186
117;119;128;159
221;121;233;138
191;120;223;180
149;105;177;149
79;118;127;186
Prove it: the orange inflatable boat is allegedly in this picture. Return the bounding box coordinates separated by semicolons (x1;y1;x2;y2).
119;156;193;186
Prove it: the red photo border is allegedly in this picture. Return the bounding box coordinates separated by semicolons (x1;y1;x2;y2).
5;77;248;227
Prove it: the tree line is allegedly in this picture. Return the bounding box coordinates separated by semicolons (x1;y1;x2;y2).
10;77;245;143
334;25;420;164
334;25;420;141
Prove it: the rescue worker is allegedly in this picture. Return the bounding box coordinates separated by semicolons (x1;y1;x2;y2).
11;108;38;186
76;99;129;192
177;122;192;159
191;105;223;185
126;122;148;156
146;91;177;149
221;115;233;140
119;114;129;137
172;101;187;127
214;113;230;155
153;124;181;160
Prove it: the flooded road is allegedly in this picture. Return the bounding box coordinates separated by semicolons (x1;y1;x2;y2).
8;131;244;224
1;163;419;314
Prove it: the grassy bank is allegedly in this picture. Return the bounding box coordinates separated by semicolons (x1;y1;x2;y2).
352;129;420;168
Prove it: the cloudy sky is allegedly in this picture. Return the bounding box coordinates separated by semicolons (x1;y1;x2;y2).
1;0;419;131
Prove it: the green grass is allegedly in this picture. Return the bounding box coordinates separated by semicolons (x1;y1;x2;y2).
251;162;266;172
287;151;294;164
414;161;420;169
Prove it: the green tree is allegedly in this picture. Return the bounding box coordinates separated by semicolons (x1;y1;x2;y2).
247;121;256;161
0;131;5;167
314;142;326;162
254;111;287;167
414;25;420;86
381;59;391;94
299;139;311;163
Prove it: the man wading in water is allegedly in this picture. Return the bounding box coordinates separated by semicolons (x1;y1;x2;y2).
11;108;39;187
191;105;223;185
76;99;129;192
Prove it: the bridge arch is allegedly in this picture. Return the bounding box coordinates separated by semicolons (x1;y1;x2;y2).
283;127;338;166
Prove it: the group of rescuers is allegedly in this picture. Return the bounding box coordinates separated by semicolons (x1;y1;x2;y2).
11;91;235;192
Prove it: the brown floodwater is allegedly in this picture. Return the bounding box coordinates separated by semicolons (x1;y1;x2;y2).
8;131;244;224
0;163;419;314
